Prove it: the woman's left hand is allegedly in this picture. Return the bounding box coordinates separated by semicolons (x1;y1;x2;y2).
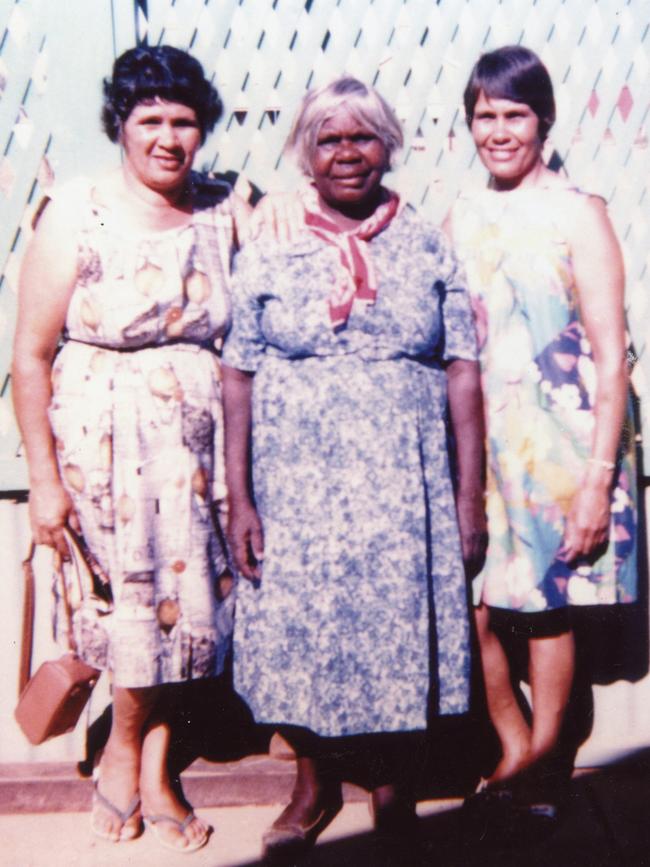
561;480;611;562
560;194;625;563
456;491;488;579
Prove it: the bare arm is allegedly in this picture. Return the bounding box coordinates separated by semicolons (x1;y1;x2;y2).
563;194;628;560
222;363;264;579
12;197;80;555
440;214;487;576
446;358;488;578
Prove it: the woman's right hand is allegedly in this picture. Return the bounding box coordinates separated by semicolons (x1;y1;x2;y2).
247;192;304;244
13;191;81;561
227;497;264;581
28;478;80;559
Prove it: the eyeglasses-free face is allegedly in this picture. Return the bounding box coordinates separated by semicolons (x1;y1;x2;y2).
471;91;544;190
121;98;202;195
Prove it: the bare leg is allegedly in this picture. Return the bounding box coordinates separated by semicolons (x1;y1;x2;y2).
263;736;342;857
528;629;575;763
370;783;417;835
92;685;159;841
366;733;419;832
474;605;532;784
139;689;210;851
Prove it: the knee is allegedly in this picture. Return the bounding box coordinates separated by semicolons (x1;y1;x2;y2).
111;687;159;739
474;605;498;644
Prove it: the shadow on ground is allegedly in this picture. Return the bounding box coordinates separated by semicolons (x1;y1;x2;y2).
228;749;650;867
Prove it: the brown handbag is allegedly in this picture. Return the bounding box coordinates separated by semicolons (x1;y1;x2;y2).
15;533;102;745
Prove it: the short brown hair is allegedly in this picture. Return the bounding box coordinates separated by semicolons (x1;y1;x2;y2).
464;45;556;142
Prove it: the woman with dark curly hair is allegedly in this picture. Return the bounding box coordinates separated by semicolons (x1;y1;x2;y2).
12;45;248;853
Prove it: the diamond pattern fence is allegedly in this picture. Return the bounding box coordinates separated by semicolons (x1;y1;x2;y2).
0;0;648;489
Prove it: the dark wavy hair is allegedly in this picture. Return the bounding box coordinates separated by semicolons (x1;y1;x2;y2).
463;45;556;142
102;45;222;143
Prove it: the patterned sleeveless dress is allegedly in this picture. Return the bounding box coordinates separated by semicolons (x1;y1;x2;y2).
48;175;236;687
451;184;637;613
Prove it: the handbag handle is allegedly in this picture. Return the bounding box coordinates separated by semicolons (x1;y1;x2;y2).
17;532;85;696
18;542;36;695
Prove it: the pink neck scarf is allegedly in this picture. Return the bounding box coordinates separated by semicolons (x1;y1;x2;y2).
301;186;400;329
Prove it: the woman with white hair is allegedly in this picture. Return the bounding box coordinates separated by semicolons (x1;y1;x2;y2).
222;77;487;858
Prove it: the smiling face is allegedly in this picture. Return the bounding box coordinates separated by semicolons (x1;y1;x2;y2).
120;98;202;195
310;107;388;218
471;91;544;190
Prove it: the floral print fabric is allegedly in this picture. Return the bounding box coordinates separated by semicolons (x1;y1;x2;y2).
451;186;637;612
223;206;477;737
48;175;236;687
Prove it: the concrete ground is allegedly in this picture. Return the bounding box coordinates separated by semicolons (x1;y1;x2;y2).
3;758;650;867
0;800;373;867
1;799;441;867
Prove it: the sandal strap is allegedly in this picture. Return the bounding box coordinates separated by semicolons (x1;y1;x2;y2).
93;780;141;824
145;812;196;833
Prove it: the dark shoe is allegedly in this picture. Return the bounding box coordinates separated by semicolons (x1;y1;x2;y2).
463;784;561;846
262;795;342;862
509;800;560;842
462;785;517;844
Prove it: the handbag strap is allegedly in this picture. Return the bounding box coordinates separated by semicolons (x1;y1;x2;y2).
18;542;36;695
17;533;84;696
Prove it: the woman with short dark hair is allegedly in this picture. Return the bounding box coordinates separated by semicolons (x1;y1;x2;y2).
101;45;223;145
462;44;556;144
12;45;248;853
445;45;637;815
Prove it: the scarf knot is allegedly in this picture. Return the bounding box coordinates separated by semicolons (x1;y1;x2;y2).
301;186;400;329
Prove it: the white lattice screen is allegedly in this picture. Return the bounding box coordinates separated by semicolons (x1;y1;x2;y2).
0;0;648;488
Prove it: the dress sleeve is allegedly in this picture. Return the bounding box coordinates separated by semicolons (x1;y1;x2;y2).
222;245;267;372
433;230;478;363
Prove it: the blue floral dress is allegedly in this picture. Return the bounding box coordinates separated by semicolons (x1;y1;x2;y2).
223;206;477;737
451;185;637;613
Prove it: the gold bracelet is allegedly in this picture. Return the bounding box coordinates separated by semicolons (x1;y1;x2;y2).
587;457;616;471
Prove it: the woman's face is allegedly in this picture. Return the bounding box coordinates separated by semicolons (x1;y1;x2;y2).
310;107;387;215
470;91;543;190
121;98;202;194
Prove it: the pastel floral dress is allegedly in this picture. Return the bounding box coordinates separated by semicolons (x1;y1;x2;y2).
451;185;637;613
48;175;236;687
223;206;477;737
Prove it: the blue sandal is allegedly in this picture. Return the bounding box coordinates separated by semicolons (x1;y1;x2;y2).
144;812;210;853
91;779;142;842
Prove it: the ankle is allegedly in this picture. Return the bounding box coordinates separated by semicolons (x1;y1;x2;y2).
102;734;141;764
529;733;561;762
289;783;325;812
140;778;179;808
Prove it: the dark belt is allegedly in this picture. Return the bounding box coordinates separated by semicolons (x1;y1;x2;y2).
62;337;215;354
